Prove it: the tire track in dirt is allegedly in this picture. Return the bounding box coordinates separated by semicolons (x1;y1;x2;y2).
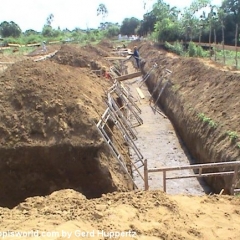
124;74;211;195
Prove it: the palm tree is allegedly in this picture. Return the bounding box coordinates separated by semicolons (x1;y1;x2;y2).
97;3;108;21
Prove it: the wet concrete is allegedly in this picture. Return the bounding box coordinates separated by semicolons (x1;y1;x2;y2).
124;75;212;195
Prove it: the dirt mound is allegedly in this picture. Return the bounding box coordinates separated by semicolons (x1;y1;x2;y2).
27;44;61;56
0;54;131;208
97;39;114;50
0;59;109;146
0;189;240;239
52;44;110;70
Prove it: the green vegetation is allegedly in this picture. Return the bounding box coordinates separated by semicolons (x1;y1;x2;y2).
164;41;184;55
198;113;217;128
188;42;206;57
226;131;239;141
164;41;208;58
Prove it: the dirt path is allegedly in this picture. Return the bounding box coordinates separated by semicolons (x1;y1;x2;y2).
124;66;211;195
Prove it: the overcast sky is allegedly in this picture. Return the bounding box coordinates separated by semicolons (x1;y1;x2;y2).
0;0;223;32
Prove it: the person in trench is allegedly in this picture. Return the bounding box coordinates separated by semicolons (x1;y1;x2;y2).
132;46;140;69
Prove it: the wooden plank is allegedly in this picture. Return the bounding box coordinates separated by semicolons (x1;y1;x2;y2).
49;41;60;44
8;43;21;47
136;87;145;99
0;47;11;50
115;71;142;81
27;43;41;47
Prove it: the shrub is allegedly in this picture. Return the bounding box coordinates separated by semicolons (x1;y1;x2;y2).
196;45;205;57
164;41;184;55
188;41;197;57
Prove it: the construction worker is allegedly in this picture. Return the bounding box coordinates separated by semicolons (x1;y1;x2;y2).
42;41;47;53
132;46;140;69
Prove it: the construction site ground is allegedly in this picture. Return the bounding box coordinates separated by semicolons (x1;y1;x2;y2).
124;65;210;194
0;40;240;240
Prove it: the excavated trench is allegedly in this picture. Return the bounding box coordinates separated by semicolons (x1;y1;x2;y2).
0;144;118;208
142;63;233;194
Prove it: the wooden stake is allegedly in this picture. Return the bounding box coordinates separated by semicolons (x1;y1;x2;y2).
136;87;145;99
144;159;149;190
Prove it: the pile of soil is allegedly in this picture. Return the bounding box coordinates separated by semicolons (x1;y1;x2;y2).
98;39;114;50
0;59;108;146
0;44;131;208
52;44;110;70
27;44;61;57
0;189;240;239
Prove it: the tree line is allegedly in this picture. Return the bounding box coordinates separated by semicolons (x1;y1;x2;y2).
138;0;240;46
0;0;239;46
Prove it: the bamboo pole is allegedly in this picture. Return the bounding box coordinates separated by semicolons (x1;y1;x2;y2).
166;171;234;180
148;161;240;173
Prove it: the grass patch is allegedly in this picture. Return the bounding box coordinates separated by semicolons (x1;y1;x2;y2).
198;113;217;128
226;131;239;141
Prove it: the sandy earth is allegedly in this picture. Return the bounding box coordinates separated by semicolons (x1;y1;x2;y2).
1;190;240;240
0;40;240;239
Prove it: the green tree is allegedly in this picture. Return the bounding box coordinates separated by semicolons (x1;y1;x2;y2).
154;18;180;42
180;0;210;42
42;25;53;37
217;8;227;62
120;17;140;35
41;25;60;38
222;0;240;66
105;25;120;38
0;21;22;37
137;11;157;36
24;29;39;36
97;3;108;20
46;13;54;26
150;0;181;42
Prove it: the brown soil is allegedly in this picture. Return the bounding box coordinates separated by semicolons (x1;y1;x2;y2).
0;40;240;239
136;41;240;193
1;190;240;239
0;42;131;208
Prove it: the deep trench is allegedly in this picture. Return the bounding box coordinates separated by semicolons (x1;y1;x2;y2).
0;144;117;208
143;65;232;194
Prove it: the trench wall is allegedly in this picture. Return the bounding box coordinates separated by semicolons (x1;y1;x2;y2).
140;52;239;194
0;144;119;208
